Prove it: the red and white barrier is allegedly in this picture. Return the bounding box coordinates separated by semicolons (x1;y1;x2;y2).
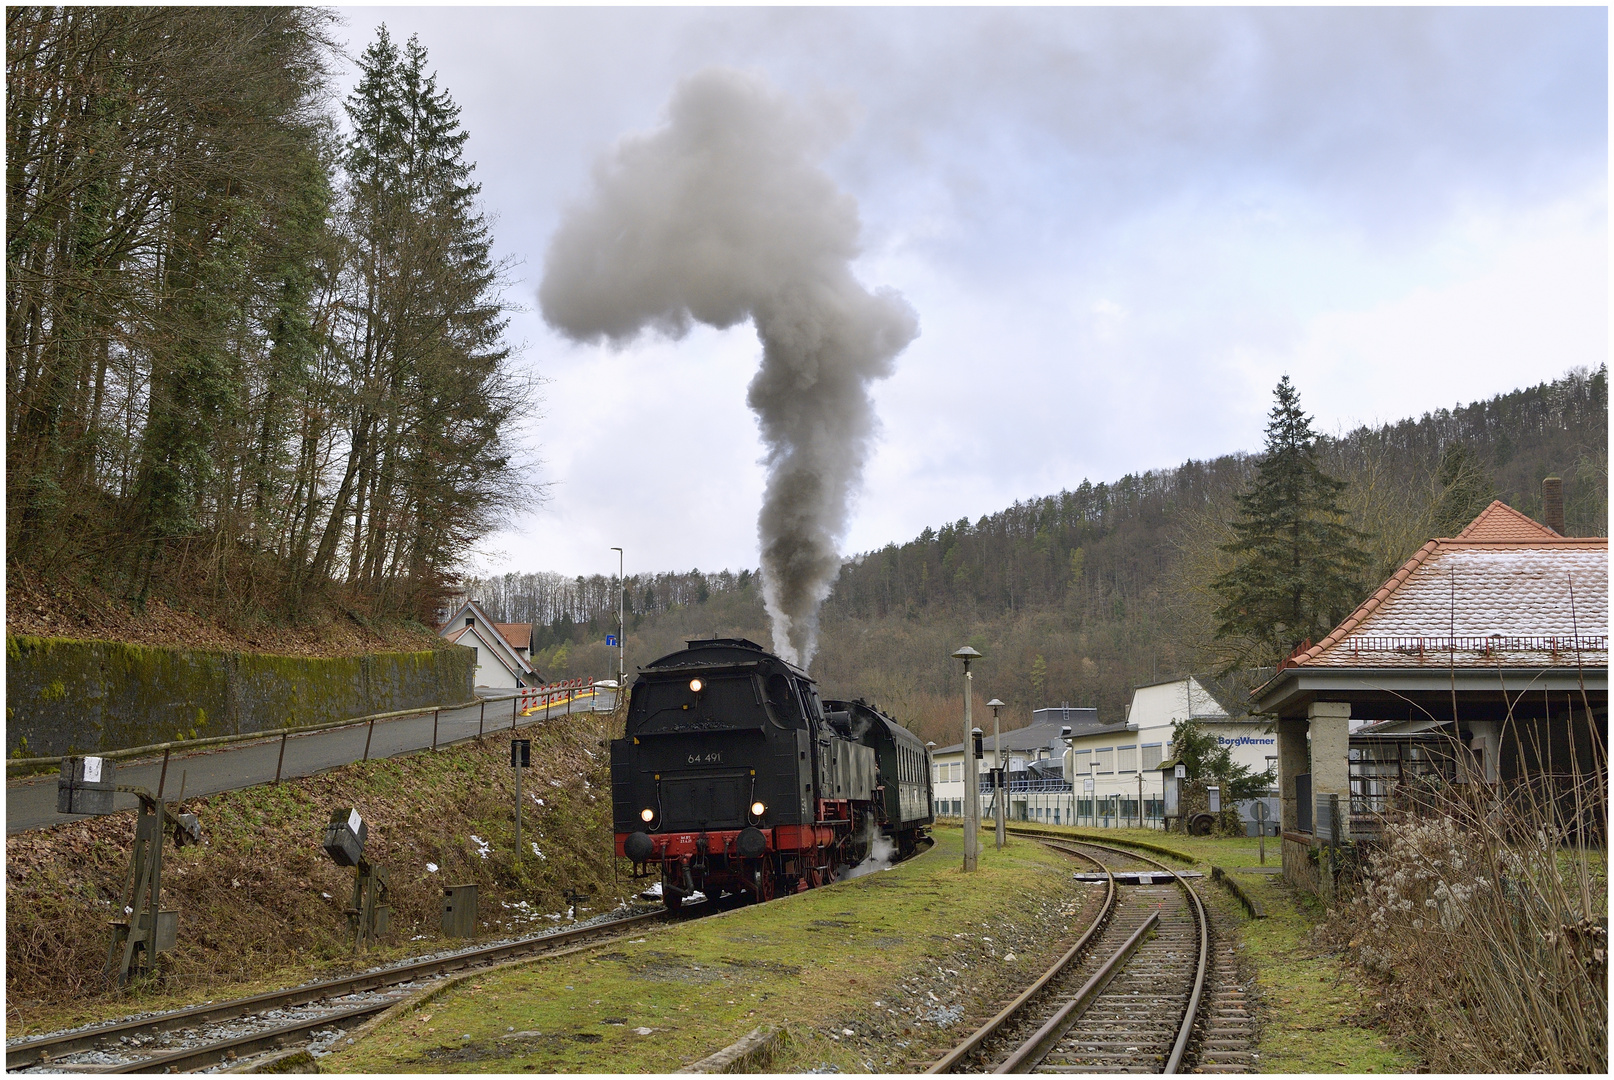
516;677;596;714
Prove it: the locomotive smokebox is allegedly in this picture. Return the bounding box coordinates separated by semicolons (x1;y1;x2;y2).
625;831;655;862
737;827;767;858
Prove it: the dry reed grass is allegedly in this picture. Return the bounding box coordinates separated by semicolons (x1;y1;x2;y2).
1325;718;1606;1072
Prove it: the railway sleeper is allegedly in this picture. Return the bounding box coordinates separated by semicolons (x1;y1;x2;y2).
1032;1059;1162;1071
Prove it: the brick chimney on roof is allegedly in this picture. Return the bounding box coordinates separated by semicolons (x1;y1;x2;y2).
1542;476;1565;535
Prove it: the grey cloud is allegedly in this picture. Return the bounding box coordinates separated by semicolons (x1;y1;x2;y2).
539;68;918;666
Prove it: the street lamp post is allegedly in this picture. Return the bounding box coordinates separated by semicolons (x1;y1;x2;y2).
609;548;625;698
987;698;1006;850
951;646;982;872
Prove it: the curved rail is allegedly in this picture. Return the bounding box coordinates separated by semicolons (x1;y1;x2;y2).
6;908;668;1072
1045;837;1210;1074
927;845;1117;1073
932;836;1210;1074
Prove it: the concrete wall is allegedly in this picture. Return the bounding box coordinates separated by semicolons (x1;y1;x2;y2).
6;635;476;757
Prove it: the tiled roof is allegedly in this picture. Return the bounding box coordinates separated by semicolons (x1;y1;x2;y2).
444;626;470;645
1453;500;1562;542
1282;502;1607;671
495;622;533;650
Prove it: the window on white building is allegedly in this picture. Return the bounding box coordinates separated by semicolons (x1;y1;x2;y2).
1095;747;1114;773
1118;745;1137;773
951;763;962;783
1141;743;1163;770
1072;748;1091;774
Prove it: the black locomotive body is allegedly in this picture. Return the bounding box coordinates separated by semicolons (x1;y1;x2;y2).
611;638;932;907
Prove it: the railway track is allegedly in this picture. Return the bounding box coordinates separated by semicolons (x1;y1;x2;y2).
6;906;670;1074
929;837;1215;1074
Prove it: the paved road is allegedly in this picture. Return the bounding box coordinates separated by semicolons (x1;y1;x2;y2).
5;688;618;834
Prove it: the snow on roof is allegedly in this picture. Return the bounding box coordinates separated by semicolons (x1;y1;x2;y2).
1281;502;1607;672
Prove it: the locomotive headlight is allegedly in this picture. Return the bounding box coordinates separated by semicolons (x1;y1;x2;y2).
750;801;766;817
689;678;703;693
640;808;655;823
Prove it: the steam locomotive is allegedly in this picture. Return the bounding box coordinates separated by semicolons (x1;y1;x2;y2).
611;638;933;908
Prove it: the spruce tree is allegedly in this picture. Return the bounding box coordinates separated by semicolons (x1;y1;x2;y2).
311;27;525;613
1212;376;1369;664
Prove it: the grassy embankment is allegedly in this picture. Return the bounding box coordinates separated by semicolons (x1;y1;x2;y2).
5;711;626;1036
1019;824;1418;1073
322;828;1101;1074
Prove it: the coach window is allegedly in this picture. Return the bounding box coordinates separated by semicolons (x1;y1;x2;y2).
1141;743;1163;771
1118;745;1137;773
1095;747;1114;774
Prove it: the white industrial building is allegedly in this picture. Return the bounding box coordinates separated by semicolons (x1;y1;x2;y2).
932;675;1278;830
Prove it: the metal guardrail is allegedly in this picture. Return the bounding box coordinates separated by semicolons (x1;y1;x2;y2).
8;679;621;778
7;698;483;777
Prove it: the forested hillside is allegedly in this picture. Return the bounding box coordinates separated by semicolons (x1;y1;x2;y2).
7;10;527;638
471;367;1606;745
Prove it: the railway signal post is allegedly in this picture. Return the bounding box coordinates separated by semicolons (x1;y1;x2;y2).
512;738;532;857
952;645;982;872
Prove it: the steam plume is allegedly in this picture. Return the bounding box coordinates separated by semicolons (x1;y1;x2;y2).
540;68;918;667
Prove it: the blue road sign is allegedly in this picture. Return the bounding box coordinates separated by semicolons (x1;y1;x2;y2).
605;635;618;647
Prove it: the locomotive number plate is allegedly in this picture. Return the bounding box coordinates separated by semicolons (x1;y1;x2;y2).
686;752;723;765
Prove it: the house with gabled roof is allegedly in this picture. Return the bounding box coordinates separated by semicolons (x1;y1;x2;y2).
1252;495;1607;894
438;598;541;690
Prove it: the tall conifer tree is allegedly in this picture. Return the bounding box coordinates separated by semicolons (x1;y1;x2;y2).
313;27;525;612
1211;376;1368;664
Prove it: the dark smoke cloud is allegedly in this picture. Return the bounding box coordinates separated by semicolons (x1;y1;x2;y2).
539;68;918;667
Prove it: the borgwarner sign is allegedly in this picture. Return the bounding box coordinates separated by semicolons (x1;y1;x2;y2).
1216;735;1275;748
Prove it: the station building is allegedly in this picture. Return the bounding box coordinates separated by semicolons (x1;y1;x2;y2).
1252;497;1608;896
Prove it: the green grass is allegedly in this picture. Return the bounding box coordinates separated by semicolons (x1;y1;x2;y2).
1238;877;1417;1073
322;828;1105;1074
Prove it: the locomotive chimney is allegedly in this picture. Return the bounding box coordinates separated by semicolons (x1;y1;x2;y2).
1542;476;1565;535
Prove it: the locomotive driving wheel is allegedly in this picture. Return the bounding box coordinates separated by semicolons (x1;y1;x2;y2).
753;862;777;903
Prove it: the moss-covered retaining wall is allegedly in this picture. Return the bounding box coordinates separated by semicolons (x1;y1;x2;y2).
6;635;475;757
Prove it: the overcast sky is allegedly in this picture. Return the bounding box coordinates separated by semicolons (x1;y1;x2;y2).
334;6;1607;581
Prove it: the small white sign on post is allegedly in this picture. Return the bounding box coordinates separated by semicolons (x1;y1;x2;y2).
1174;763;1186;779
1083;776;1094;792
348;808;363;835
83;757;103;783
